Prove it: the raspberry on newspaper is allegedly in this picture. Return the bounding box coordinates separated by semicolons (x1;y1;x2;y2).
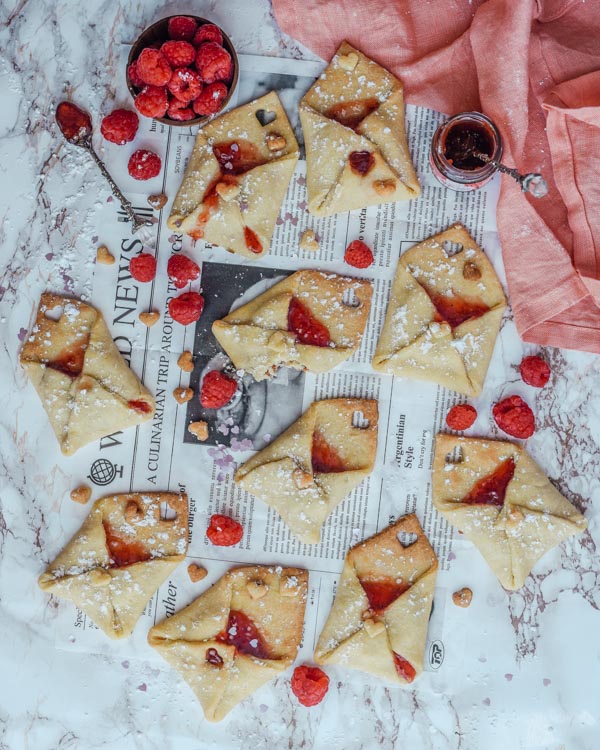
100;109;139;145
206;514;243;546
167;254;200;288
446;404;477;431
344;240;374;269
200;370;237;408
169;291;204;325
128;149;162;180
129;253;157;282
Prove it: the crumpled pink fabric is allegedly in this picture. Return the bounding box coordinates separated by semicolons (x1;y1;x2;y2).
273;0;600;353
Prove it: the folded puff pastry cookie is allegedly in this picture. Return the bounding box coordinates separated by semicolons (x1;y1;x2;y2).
38;492;188;639
235;398;378;543
314;514;437;684
212;270;373;381
372;223;507;396
432;435;588;590
300;41;420;217
148;565;308;722
20;293;154;455
167;91;299;259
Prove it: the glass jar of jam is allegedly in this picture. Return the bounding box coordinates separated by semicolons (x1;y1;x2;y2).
430;112;502;191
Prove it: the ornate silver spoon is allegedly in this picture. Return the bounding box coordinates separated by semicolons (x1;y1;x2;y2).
56;101;154;234
472;150;549;197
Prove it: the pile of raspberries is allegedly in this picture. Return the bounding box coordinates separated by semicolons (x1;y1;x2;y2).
129;16;233;121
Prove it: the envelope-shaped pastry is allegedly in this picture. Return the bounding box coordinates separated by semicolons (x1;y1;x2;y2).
167;91;299;259
38;492;188;639
314;514;437;684
299;41;420;217
235;399;378;543
372;223;506;396
212;270;373;381
20;293;155;455
148;565;308;722
432;434;588;589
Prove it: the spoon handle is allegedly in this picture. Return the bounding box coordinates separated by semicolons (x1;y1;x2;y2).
86;145;152;232
473;150;548;197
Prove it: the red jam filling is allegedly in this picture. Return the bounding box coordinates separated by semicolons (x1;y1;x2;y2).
56;101;92;142
212;140;264;176
287;297;331;347
244;226;262;254
462;457;516;507
103;522;151;568
190;140;264;240
424;288;489;329
442;122;495;171
217;610;270;659
311;430;347;474
393;652;416;683
128;399;152;414
360;578;410;612
327;98;379;130
349;151;375;176
205;647;224;666
46;346;86;378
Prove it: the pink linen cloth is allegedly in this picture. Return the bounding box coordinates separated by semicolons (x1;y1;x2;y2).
273;0;600;353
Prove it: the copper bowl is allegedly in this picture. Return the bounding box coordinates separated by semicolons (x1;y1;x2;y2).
126;16;238;127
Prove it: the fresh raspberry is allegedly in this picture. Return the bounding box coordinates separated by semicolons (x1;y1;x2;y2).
167;97;195;121
344;240;374;268
206;514;243;546
168;16;198;42
100;109;139;145
129;253;156;282
192;23;223;46
128;149;162;180
136;48;172;87
168;68;203;102
192;82;228;116
134;85;168;118
161;40;196;68
167;254;200;288
446;404;477;431
127;61;144;89
520;355;551;388
288;297;331;347
291;666;330;707
492;395;535;439
169;291;205;325
195;42;233;84
200;370;237;408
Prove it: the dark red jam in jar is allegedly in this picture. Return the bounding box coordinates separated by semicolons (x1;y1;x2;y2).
430;112;502;191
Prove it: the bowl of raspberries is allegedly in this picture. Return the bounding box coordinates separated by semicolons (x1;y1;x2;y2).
126;15;238;126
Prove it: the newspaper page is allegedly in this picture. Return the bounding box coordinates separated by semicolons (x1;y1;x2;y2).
52;53;502;676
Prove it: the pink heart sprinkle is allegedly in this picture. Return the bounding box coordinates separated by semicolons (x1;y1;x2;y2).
138;683;147;692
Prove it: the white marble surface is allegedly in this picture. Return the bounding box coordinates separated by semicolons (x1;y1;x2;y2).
1;1;599;749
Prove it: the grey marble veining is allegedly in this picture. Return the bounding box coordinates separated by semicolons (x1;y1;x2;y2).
1;1;599;749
